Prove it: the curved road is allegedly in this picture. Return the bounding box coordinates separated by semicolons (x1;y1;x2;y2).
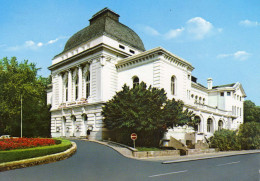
1;140;259;181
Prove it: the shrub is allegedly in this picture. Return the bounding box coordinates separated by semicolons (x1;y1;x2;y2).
238;122;260;150
209;129;240;151
0;139;71;163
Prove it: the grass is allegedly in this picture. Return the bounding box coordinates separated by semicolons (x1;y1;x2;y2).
0;139;72;163
136;147;162;151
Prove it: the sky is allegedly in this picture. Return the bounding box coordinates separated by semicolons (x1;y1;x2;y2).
0;0;259;105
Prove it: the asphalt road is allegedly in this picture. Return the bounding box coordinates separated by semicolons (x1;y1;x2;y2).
1;140;259;181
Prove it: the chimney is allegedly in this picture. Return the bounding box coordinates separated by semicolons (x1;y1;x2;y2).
207;78;213;89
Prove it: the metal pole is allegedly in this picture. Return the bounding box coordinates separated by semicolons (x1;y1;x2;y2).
133;140;135;149
21;94;22;137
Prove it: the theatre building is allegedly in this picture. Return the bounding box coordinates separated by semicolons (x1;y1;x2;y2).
47;8;246;142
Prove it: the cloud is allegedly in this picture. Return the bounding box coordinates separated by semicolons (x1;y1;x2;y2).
239;20;259;27
186;17;213;40
5;36;68;51
144;26;160;36
217;51;250;61
165;27;184;39
143;17;219;40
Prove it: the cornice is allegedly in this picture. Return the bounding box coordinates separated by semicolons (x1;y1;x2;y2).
49;43;130;71
116;47;194;71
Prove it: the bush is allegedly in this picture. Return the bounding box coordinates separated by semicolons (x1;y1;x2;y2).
238;122;260;150
209;129;241;151
0;139;71;163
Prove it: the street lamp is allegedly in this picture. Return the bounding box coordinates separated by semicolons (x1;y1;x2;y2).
21;94;23;137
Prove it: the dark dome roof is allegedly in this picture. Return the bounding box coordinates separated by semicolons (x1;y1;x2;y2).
58;8;145;57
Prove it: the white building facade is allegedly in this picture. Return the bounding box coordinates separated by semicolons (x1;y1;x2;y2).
47;8;246;141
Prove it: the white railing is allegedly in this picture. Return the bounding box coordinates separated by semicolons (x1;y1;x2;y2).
59;98;88;108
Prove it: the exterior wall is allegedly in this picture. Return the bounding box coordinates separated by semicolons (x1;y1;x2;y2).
117;59;155;89
49;33;245;141
50;103;104;140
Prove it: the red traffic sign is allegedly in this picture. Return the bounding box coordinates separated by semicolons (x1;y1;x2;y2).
131;133;137;140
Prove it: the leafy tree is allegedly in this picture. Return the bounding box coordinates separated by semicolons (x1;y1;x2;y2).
209;129;241;151
238;122;260;150
102;82;194;147
244;100;260;123
0;57;51;137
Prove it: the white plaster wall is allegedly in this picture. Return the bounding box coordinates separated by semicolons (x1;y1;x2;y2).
117;61;154;90
160;60;187;101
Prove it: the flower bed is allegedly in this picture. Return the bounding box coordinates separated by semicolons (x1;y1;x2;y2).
0;138;56;151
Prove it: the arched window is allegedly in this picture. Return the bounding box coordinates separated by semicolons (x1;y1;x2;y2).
171;76;176;95
218;120;223;131
86;72;90;98
65;81;68;102
133;76;139;88
83;114;88;122
194;116;201;132
207;118;213;133
75;75;79;100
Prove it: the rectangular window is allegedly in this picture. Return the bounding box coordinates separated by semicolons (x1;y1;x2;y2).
220;92;224;96
227;92;231;96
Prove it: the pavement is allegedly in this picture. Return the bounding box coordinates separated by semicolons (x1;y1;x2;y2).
87;139;260;163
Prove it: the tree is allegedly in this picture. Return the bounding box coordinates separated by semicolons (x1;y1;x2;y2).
244;100;260;123
238;122;260;150
102;82;194;147
0;57;51;137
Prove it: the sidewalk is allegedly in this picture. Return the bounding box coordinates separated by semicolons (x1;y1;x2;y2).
87;139;260;163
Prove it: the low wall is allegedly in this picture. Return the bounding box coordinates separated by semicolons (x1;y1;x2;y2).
187;148;218;155
133;150;180;158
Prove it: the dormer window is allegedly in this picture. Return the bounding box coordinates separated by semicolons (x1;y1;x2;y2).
130;49;135;54
119;45;125;50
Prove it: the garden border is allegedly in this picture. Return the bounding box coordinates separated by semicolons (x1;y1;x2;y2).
0;141;77;172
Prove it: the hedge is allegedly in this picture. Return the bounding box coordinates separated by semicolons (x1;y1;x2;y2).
0;139;72;163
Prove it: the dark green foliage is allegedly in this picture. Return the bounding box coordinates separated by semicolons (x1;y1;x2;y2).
209;129;241;151
102;82;194;147
238;122;260;150
244;100;260;123
0;139;71;163
0;57;51;137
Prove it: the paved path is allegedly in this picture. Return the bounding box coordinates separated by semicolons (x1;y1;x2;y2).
1;140;259;181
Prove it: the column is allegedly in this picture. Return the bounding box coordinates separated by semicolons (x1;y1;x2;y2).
78;66;83;100
58;73;63;104
68;69;72;102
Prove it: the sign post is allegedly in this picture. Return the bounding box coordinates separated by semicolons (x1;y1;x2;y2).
130;133;137;148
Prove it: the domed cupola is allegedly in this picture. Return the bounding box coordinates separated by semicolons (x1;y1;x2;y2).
61;8;145;56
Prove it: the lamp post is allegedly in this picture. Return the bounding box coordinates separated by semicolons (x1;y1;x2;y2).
21;94;23;137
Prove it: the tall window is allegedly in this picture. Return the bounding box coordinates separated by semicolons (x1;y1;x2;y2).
207;118;212;133
218;120;223;131
133;76;139;88
75;75;79;100
65;81;68;102
171;76;176;95
86;72;90;98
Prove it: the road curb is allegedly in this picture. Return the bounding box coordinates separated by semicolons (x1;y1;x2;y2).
0;141;77;172
162;150;260;164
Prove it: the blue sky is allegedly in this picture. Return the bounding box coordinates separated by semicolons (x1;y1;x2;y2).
0;0;259;105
